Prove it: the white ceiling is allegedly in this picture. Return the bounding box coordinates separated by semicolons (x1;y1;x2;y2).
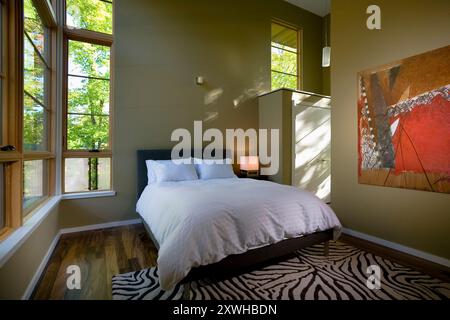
284;0;331;17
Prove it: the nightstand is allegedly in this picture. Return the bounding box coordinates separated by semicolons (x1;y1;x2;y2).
238;173;269;181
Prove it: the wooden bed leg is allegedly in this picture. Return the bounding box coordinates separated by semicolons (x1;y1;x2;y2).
323;241;330;256
182;281;191;300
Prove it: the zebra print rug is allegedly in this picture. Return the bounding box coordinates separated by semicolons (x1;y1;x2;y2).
112;241;450;300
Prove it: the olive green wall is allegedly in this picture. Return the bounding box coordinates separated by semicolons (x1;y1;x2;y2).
58;0;327;228
331;0;450;259
0;0;327;299
0;205;59;299
0;0;328;299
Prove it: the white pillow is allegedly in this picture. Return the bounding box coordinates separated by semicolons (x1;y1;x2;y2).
146;160;198;183
194;159;236;180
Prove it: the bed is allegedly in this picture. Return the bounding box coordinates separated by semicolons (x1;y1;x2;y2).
136;149;341;290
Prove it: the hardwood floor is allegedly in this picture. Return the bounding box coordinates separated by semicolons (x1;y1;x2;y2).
31;224;158;300
32;224;449;300
339;234;450;282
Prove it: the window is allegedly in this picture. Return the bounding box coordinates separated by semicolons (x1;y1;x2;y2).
22;0;54;217
23;159;48;214
271;22;301;91
0;0;56;239
67;41;110;151
65;157;110;192
0;0;21;238
66;0;113;34
63;0;113;193
24;0;50;152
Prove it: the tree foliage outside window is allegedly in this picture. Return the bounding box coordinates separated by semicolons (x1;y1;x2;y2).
23;0;49;151
68;41;110;151
66;0;113;34
271;22;300;91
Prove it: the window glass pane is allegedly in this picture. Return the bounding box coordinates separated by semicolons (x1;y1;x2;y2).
23;160;47;213
271;71;297;91
66;0;113;34
271;22;298;52
68;76;110;114
0;164;4;230
65;158;111;193
67;114;109;150
24;0;45;56
271;22;299;91
24;36;46;104
68;40;110;78
24;95;47;151
23;0;50;153
67;40;110;151
271;47;297;75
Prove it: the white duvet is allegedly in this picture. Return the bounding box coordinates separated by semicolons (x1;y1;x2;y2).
136;178;341;290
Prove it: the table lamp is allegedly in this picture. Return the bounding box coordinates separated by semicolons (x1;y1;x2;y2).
240;156;260;177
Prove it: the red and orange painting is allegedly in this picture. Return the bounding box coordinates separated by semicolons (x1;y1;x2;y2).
358;45;450;193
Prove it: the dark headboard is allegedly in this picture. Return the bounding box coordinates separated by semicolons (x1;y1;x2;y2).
137;149;229;198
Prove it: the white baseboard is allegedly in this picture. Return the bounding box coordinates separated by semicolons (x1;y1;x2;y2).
342;228;450;268
22;218;143;300
22;232;62;300
59;218;142;235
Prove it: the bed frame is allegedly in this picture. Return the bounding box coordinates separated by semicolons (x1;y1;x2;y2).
137;149;333;283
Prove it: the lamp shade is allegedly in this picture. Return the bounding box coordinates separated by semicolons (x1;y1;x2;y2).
240;156;259;171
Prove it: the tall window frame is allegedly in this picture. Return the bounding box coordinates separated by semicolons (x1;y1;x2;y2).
62;0;113;194
0;0;57;239
270;20;302;91
22;0;57;217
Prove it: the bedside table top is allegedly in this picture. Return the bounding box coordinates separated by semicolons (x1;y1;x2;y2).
237;174;269;180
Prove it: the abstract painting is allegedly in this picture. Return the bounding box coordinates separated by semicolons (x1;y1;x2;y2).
358;45;450;193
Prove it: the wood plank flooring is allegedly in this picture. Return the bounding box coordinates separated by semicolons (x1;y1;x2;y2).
32;224;449;299
31;224;157;300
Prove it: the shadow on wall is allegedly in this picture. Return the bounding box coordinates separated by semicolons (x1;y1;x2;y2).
201;74;267;124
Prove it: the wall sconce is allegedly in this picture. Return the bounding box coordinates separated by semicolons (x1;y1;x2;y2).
196;76;204;85
240;156;260;177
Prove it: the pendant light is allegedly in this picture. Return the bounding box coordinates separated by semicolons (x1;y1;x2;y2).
322;4;331;67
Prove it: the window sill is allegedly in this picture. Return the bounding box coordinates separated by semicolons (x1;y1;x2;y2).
0;191;116;267
0;196;61;268
61;190;116;200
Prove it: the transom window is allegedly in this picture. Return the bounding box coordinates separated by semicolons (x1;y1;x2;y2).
271;21;301;91
66;0;113;34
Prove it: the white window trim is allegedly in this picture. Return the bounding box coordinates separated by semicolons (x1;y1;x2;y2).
61;190;116;200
